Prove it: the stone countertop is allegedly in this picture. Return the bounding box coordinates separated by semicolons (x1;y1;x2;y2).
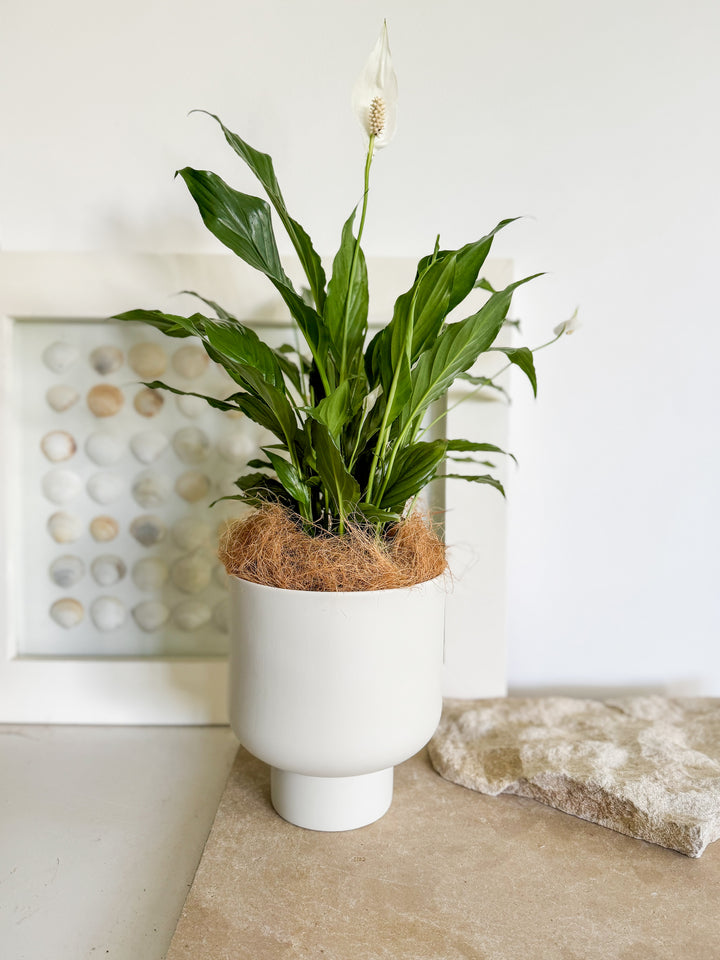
166;747;720;960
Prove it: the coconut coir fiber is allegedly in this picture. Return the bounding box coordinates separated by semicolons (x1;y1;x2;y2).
219;504;447;592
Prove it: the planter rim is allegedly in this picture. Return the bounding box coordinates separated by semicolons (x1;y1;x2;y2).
227;571;448;599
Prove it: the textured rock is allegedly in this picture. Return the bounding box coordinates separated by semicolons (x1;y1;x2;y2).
428;696;720;858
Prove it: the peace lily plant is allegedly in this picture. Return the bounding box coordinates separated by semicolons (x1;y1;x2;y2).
116;24;568;566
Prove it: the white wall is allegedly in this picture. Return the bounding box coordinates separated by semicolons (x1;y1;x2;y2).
2;0;719;695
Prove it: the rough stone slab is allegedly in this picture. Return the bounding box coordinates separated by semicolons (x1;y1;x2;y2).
428;696;720;857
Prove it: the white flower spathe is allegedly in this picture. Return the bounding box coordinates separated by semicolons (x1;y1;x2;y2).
554;307;580;336
352;21;398;150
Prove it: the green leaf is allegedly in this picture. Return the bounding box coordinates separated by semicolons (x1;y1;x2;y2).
138;379;242;413
194;111;327;312
310;421;361;518
231;471;294;508
246;458;273;469
180;290;235;320
203;321;286;391
176;167;329;381
264;451;311;508
324;207;369;374
379;439;448;512
401;274;542;431
355;503;402;524
438;473;506;497
490;345;537;397
446;439;517;464
307;381;355;440
114;308;203;339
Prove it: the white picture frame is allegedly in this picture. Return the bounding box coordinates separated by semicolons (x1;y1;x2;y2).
0;252;511;723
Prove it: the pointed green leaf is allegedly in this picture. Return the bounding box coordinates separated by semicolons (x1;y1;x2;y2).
438;473;506;497
446;439;517;464
194;111;327;312
324;207;369;373
379;439;448;512
265;451;311;508
307;380;355;440
310;421;360;517
138;379;243;412
490;345;537;397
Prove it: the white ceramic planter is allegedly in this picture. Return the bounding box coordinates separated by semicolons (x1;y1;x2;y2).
228;575;446;831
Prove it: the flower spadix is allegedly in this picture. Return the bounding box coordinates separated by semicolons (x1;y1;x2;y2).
352;22;398;149
554;307;580;336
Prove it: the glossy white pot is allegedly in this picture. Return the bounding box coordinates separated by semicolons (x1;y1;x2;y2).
228;575;446;831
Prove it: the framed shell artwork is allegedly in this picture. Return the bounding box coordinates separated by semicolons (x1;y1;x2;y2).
0;253;512;723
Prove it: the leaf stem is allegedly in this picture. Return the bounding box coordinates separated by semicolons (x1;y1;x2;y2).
340;135;375;380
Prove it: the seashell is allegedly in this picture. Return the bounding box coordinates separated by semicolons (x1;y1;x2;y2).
217;431;256;465
50;597;84;629
87;472;124;504
172;599;211;632
49;555;85;588
42;341;79;373
130;514;166;547
132;601;169;633
175;394;207;419
128;342;166;379
172;517;211;551
171;555;211;594
90;554;126;587
89;345;124;375
133;388;164;418
132;557;169;591
129;430;168;464
131;471;171;508
171;345;209;379
90;515;119;542
46;384;79;412
212;599;230;632
175;471;210;503
40;430;77;463
87;384;124;417
172;426;211;464
213;563;229;590
47;511;83;543
90;596;126;631
85;432;124;466
42;469;82;504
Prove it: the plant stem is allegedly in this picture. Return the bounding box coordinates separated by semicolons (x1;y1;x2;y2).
340;135;375;380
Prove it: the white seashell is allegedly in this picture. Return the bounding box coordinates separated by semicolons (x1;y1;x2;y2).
89;515;119;542
212;599;230;632
172;600;211;632
129;430;168;464
90;554;126;587
85;432;124;466
43;341;79;373
47;511;83;543
40;431;76;463
87;472;124;504
132;557;169;591
133;388;164;418
49;555;85;588
217;431;256;465
213;563;229;590
172;426;211;464
128;342;166;379
172;517;211;551
87;384;124;417
42;469;82;504
89;345;124;375
90;596;126;631
131;471;171;508
130;514;166;546
171;345;209;379
132;601;169;633
46;384;79;412
50;597;84;629
175;471;210;503
175;394;207;419
171;555;211;594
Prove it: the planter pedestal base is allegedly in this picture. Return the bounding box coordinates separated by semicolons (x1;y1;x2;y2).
270;767;393;832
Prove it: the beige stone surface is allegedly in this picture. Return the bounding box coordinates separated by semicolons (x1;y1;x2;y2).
166;743;720;960
429;696;720;858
